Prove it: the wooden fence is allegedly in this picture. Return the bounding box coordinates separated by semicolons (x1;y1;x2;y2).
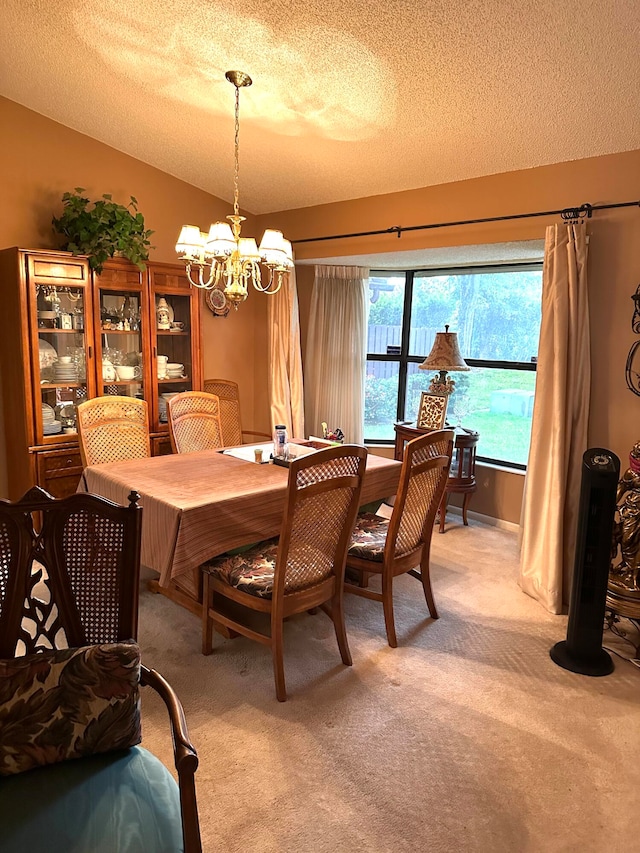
367;326;438;378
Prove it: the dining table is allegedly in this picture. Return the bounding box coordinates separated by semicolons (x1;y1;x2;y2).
79;446;401;613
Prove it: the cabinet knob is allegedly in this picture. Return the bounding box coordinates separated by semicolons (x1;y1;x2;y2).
66;458;74;467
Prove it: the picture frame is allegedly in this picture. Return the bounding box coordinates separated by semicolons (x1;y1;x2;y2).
416;392;448;430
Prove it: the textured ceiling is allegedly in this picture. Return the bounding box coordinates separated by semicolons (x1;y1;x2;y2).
1;0;639;214
297;239;545;270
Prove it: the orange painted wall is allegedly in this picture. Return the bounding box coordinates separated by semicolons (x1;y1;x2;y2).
258;149;640;523
3;92;639;521
0;96;270;497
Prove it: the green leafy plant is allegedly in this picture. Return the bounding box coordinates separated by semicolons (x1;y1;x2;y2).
52;188;154;273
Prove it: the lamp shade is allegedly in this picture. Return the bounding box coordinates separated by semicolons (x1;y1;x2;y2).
205;222;235;258
175;225;205;257
238;237;260;260
419;326;470;372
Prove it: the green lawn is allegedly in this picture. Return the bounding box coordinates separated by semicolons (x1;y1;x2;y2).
364;413;531;465
365;367;536;466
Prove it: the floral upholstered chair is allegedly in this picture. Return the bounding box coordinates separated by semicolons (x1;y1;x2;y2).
345;429;454;647
201;444;368;701
0;487;201;853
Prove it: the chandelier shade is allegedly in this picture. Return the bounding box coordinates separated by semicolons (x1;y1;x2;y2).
175;71;293;308
419;325;470;395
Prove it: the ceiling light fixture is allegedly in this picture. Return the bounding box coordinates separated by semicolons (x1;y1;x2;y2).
175;71;293;309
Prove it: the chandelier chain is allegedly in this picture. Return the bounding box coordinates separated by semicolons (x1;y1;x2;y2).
233;83;240;219
175;70;292;306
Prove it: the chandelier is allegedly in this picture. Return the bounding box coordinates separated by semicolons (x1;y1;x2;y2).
175;71;293;309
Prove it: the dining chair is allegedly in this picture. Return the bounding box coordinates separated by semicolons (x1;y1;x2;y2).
167;390;224;454
76;395;151;467
0;486;201;853
345;429;454;647
201;444;368;701
203;378;271;445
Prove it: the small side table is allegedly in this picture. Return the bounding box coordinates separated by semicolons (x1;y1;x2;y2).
393;423;479;533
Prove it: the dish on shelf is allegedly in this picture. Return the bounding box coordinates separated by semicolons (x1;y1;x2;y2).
158;391;180;423
38;339;58;369
43;421;62;435
41;403;56;423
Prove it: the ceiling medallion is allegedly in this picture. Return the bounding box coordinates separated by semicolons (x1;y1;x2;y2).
175;71;294;310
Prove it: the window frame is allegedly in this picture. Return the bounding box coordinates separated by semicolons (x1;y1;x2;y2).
365;262;543;470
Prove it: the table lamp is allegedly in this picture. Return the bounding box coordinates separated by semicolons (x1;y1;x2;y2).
419;325;470;395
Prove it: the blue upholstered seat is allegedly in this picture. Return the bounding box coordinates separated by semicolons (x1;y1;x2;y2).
0;746;184;853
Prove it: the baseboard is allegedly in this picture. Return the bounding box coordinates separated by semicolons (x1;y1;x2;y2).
447;505;520;533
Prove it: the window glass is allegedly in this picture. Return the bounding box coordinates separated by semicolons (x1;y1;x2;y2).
404;363;428;423
365;263;543;469
411;269;542;360
452;368;536;466
367;273;405;355
364;359;399;441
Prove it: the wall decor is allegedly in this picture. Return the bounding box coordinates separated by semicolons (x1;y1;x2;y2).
204;285;230;318
625;283;640;396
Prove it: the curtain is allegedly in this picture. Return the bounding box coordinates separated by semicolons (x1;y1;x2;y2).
268;264;305;439
305;265;369;444
519;223;590;614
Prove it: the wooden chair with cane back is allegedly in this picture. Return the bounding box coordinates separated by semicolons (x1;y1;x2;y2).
345;429;454;647
76;396;151;467
203;378;270;446
201;444;368;701
0;486;201;853
167;391;224;454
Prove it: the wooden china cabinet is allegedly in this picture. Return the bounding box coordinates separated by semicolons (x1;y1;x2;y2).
0;247;202;499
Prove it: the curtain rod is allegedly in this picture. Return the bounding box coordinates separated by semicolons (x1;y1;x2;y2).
291;200;640;245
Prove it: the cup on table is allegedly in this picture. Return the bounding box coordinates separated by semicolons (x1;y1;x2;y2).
254;448;263;464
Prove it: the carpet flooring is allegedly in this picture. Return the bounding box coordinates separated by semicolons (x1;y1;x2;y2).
139;517;640;853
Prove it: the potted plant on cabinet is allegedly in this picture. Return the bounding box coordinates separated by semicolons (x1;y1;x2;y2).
52;188;154;273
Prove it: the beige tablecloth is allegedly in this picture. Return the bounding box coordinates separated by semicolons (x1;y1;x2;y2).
80;449;400;597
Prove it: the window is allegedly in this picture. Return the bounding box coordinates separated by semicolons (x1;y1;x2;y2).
364;264;543;468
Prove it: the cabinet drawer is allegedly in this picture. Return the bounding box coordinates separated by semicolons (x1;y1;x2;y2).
39;449;83;475
35;449;83;499
151;435;173;457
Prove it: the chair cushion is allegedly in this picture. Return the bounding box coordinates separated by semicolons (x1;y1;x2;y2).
0;642;141;777
0;746;184;853
204;538;279;598
203;537;332;599
347;512;389;562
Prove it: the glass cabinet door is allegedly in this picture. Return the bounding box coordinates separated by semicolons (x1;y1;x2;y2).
28;256;95;444
154;292;195;426
96;288;146;400
149;265;202;432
